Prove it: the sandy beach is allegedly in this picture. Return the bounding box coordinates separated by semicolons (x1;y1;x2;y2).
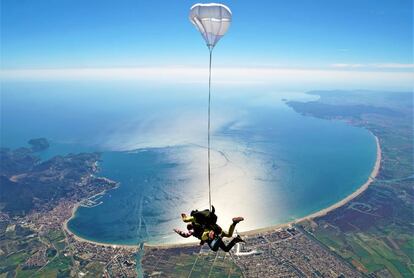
65;135;382;249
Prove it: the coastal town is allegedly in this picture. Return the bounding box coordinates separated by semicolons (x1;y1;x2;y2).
0;198;140;277
236;227;360;277
143;226;361;277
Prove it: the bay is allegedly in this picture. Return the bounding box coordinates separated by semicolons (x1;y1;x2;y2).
0;81;377;245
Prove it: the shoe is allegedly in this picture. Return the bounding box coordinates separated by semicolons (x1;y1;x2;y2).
232;217;244;224
234;235;245;243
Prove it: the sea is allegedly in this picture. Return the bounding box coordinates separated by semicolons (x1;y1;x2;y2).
0;81;377;245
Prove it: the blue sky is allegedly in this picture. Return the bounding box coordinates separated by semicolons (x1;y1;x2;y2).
1;0;412;70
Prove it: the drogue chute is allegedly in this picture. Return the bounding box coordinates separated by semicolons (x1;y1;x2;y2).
189;3;232;50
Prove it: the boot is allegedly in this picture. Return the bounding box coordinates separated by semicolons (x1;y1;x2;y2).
232;217;244;224
234;235;245;243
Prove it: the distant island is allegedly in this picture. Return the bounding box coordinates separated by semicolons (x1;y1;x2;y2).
28;138;50;152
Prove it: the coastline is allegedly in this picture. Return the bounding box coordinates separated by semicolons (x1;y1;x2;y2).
62;189;139;250
65;135;381;249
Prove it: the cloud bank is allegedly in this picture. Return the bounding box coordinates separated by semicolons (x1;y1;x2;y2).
331;63;414;69
1;67;413;91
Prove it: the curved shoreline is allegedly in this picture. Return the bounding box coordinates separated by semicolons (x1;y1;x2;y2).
64;135;381;249
63;202;139;250
241;134;381;236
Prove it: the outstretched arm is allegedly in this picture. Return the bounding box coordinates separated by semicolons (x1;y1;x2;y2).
174;228;193;238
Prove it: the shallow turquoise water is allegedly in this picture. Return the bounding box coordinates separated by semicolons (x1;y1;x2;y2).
1;81;377;245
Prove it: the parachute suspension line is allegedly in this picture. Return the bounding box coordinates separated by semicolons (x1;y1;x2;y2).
208;47;213;211
190;3;231;212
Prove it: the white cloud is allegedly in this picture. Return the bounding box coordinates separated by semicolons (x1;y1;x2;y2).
331;63;364;68
373;63;414;69
331;63;414;69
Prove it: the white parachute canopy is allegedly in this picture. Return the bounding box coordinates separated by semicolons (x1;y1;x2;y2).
189;3;232;49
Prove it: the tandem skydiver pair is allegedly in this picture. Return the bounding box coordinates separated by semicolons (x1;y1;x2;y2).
174;206;245;252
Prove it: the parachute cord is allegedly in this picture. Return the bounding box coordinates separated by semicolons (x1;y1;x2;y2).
208;47;213;211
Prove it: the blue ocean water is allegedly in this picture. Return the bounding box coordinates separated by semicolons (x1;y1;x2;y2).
0;81;377;245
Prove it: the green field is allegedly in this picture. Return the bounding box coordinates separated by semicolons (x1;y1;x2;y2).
143;247;243;277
